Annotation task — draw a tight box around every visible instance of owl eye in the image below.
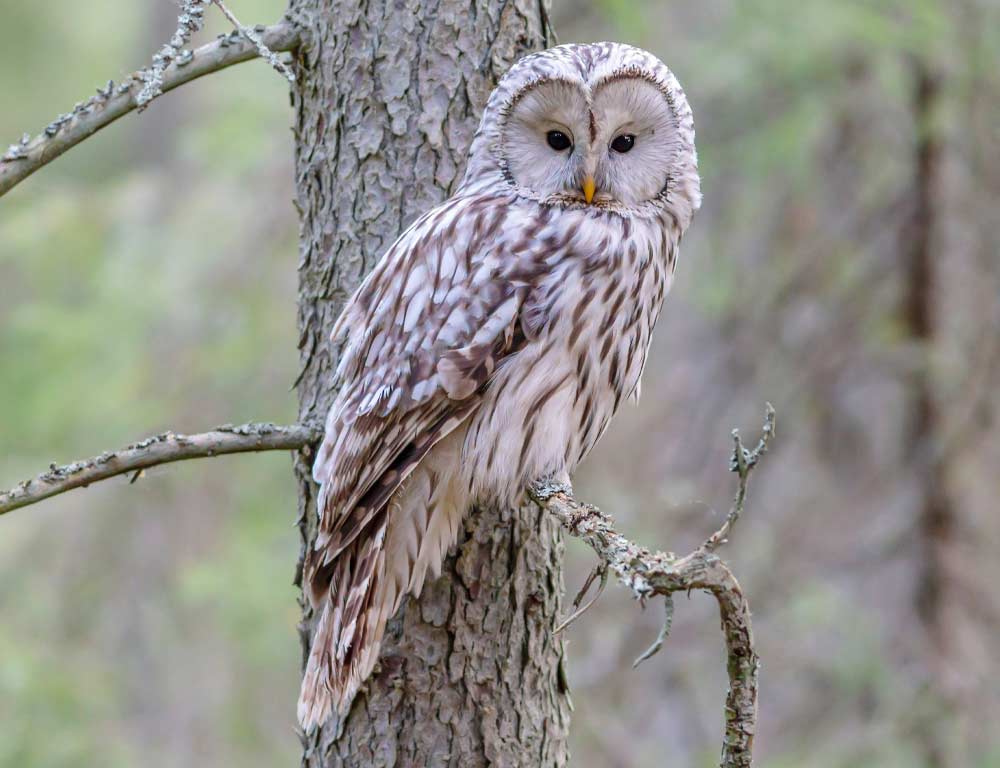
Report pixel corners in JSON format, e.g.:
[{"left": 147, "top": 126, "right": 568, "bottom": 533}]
[
  {"left": 546, "top": 130, "right": 572, "bottom": 152},
  {"left": 610, "top": 134, "right": 636, "bottom": 154}
]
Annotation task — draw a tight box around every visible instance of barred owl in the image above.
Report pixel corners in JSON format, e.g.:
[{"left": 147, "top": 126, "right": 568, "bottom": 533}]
[{"left": 298, "top": 42, "right": 700, "bottom": 729}]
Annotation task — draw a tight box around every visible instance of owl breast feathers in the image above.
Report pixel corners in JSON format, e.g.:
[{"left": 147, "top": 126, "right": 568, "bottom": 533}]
[{"left": 298, "top": 41, "right": 701, "bottom": 729}]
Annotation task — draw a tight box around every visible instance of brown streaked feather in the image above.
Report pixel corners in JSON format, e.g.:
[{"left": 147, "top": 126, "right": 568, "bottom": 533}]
[
  {"left": 306, "top": 397, "right": 480, "bottom": 584},
  {"left": 298, "top": 511, "right": 387, "bottom": 728},
  {"left": 300, "top": 199, "right": 543, "bottom": 730},
  {"left": 312, "top": 287, "right": 528, "bottom": 559}
]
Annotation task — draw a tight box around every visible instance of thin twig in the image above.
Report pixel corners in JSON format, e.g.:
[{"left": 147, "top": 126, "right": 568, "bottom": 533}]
[
  {"left": 554, "top": 562, "right": 608, "bottom": 634},
  {"left": 703, "top": 402, "right": 775, "bottom": 552},
  {"left": 633, "top": 593, "right": 674, "bottom": 668},
  {"left": 0, "top": 422, "right": 321, "bottom": 516},
  {"left": 136, "top": 0, "right": 210, "bottom": 107},
  {"left": 0, "top": 20, "right": 300, "bottom": 197},
  {"left": 212, "top": 0, "right": 296, "bottom": 82},
  {"left": 529, "top": 404, "right": 775, "bottom": 768}
]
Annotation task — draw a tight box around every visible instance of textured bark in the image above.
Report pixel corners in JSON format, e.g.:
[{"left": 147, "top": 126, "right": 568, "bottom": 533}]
[{"left": 286, "top": 1, "right": 570, "bottom": 765}]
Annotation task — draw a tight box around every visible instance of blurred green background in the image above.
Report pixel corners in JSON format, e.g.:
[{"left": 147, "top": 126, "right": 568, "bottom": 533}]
[{"left": 1, "top": 1, "right": 998, "bottom": 766}]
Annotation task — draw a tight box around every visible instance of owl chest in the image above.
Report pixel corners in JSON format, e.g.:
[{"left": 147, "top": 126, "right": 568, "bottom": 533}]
[
  {"left": 461, "top": 223, "right": 673, "bottom": 503},
  {"left": 531, "top": 237, "right": 671, "bottom": 465}
]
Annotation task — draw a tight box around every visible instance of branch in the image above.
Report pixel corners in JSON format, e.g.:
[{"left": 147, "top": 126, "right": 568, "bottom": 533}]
[
  {"left": 0, "top": 422, "right": 320, "bottom": 516},
  {"left": 211, "top": 0, "right": 296, "bottom": 84},
  {"left": 530, "top": 404, "right": 775, "bottom": 768},
  {"left": 0, "top": 19, "right": 300, "bottom": 198},
  {"left": 135, "top": 0, "right": 213, "bottom": 108}
]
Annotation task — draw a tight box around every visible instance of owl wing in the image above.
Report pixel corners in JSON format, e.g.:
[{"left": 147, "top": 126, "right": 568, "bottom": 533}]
[
  {"left": 299, "top": 195, "right": 541, "bottom": 727},
  {"left": 305, "top": 194, "right": 530, "bottom": 600}
]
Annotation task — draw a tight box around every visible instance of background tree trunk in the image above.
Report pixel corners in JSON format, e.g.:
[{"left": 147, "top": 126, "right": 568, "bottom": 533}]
[
  {"left": 902, "top": 59, "right": 962, "bottom": 768},
  {"left": 286, "top": 1, "right": 570, "bottom": 765}
]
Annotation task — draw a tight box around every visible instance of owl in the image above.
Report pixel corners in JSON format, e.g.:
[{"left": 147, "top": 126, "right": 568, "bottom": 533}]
[{"left": 298, "top": 41, "right": 701, "bottom": 729}]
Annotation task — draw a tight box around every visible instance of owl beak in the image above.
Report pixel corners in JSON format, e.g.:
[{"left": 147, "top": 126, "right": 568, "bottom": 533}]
[{"left": 582, "top": 176, "right": 596, "bottom": 204}]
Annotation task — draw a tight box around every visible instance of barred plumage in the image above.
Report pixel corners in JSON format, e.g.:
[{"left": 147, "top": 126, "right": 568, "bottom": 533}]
[{"left": 298, "top": 41, "right": 701, "bottom": 729}]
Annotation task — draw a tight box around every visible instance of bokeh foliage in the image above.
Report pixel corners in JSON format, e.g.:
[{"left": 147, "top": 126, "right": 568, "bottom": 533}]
[{"left": 1, "top": 1, "right": 301, "bottom": 766}]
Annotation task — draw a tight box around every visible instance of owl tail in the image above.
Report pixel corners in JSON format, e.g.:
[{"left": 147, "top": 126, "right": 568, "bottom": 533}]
[
  {"left": 297, "top": 511, "right": 391, "bottom": 731},
  {"left": 297, "top": 458, "right": 467, "bottom": 731}
]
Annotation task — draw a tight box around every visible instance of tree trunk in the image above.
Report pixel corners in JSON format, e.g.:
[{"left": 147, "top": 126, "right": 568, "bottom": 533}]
[{"left": 286, "top": 1, "right": 571, "bottom": 765}]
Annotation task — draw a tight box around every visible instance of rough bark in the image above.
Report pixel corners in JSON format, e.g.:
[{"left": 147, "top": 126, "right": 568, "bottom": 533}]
[{"left": 286, "top": 1, "right": 569, "bottom": 765}]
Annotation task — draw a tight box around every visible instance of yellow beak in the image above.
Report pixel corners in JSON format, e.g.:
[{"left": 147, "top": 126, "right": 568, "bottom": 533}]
[{"left": 582, "top": 176, "right": 596, "bottom": 204}]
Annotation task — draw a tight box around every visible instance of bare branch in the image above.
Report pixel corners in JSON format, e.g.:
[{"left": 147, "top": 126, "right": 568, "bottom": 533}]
[
  {"left": 0, "top": 422, "right": 321, "bottom": 516},
  {"left": 632, "top": 594, "right": 674, "bottom": 669},
  {"left": 0, "top": 20, "right": 300, "bottom": 198},
  {"left": 554, "top": 561, "right": 608, "bottom": 634},
  {"left": 529, "top": 405, "right": 775, "bottom": 768},
  {"left": 704, "top": 402, "right": 775, "bottom": 552}
]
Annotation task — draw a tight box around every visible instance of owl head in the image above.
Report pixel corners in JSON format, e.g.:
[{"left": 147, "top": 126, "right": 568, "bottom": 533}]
[{"left": 461, "top": 42, "right": 701, "bottom": 227}]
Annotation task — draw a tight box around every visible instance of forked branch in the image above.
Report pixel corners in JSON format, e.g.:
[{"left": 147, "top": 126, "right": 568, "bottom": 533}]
[
  {"left": 530, "top": 404, "right": 775, "bottom": 768},
  {"left": 0, "top": 19, "right": 299, "bottom": 197},
  {"left": 0, "top": 422, "right": 320, "bottom": 516}
]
